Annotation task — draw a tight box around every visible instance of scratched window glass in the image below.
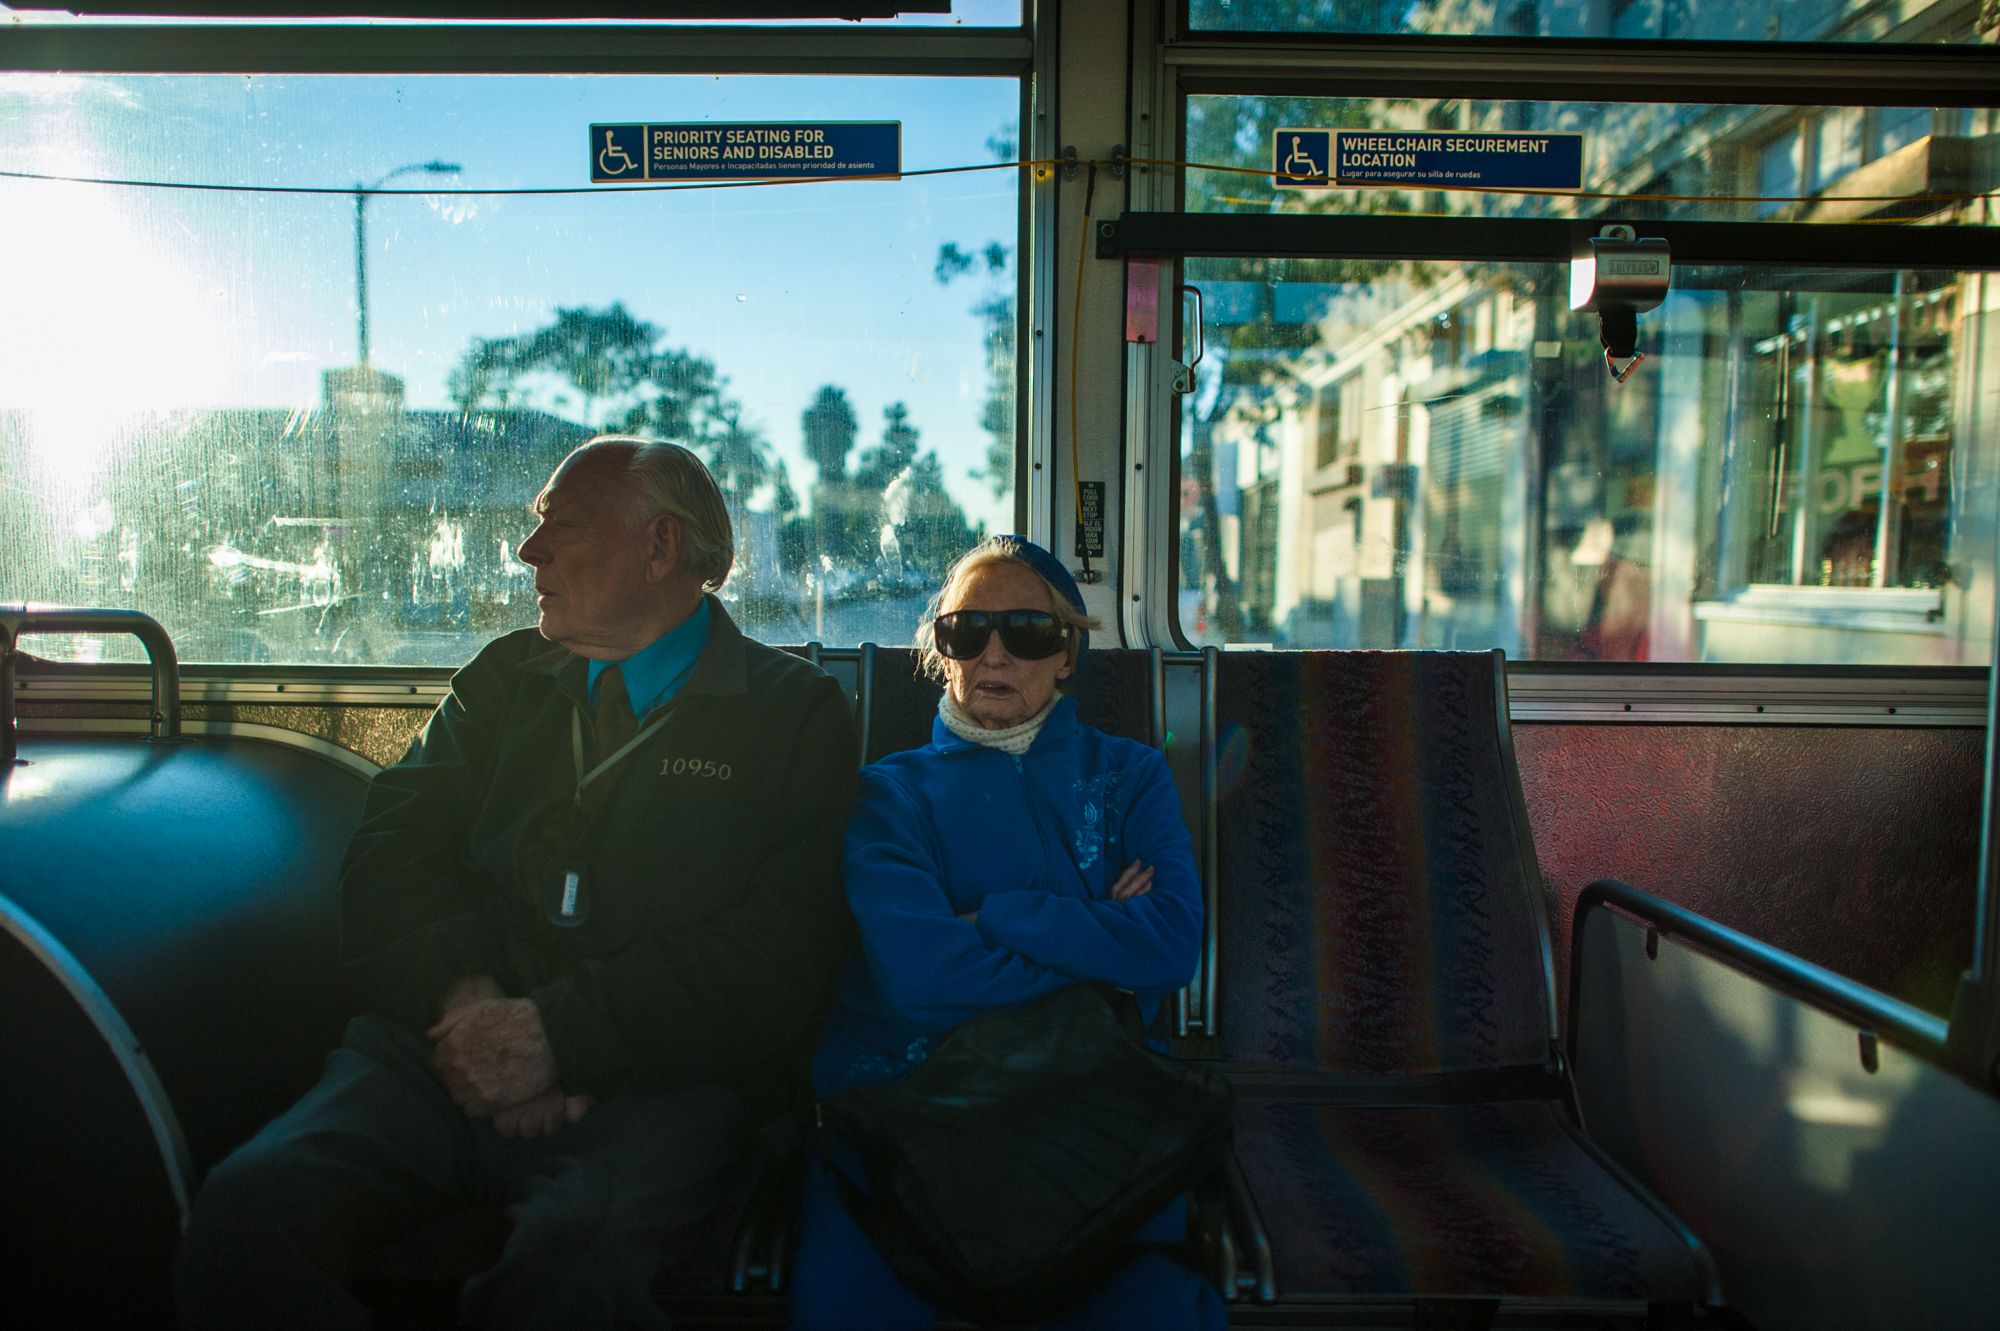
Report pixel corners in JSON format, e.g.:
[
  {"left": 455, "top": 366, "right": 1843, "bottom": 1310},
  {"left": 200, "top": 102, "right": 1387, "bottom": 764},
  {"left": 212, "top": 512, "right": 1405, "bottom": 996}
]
[
  {"left": 1175, "top": 258, "right": 1997, "bottom": 665},
  {"left": 0, "top": 74, "right": 1021, "bottom": 663}
]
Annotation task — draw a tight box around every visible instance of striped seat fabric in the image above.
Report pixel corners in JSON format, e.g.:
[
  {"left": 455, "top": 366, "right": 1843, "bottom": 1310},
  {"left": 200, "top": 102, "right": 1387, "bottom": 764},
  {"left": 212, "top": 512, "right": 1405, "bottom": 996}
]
[
  {"left": 1216, "top": 649, "right": 1552, "bottom": 1074},
  {"left": 1232, "top": 1100, "right": 1701, "bottom": 1301},
  {"left": 1213, "top": 650, "right": 1710, "bottom": 1306}
]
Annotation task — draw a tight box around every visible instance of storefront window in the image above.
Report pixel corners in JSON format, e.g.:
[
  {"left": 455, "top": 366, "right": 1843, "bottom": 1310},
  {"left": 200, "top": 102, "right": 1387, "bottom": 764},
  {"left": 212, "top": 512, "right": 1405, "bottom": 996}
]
[{"left": 0, "top": 72, "right": 1021, "bottom": 663}]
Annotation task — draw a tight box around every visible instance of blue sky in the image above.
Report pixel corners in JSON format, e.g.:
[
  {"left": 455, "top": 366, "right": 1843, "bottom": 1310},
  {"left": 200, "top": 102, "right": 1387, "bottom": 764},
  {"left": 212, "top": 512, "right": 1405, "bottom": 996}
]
[{"left": 0, "top": 69, "right": 1023, "bottom": 532}]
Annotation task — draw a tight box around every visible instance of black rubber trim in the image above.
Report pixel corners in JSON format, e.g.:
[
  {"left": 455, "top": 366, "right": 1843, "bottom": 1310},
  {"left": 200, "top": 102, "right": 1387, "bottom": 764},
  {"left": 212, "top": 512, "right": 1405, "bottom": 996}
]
[{"left": 1108, "top": 211, "right": 2000, "bottom": 272}]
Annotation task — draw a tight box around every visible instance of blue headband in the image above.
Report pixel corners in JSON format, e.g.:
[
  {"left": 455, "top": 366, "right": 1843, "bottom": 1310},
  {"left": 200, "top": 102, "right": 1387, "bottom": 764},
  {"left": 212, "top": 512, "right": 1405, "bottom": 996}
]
[{"left": 994, "top": 535, "right": 1089, "bottom": 667}]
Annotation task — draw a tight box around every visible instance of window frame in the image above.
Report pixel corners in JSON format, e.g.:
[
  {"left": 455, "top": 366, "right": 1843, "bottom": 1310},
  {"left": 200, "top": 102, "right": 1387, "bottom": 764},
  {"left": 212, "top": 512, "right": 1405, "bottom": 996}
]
[
  {"left": 1157, "top": 33, "right": 2000, "bottom": 109},
  {"left": 0, "top": 20, "right": 1033, "bottom": 76},
  {"left": 1172, "top": 0, "right": 1990, "bottom": 50}
]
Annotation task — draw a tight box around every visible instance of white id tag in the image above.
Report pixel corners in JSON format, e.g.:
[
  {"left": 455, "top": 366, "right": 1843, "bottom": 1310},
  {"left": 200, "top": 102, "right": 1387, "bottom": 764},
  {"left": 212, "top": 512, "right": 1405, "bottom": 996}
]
[{"left": 543, "top": 863, "right": 592, "bottom": 927}]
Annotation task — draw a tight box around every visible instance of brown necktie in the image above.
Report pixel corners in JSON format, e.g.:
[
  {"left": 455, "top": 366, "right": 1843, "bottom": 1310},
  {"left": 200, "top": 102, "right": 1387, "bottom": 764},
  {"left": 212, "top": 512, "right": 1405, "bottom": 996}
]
[{"left": 591, "top": 663, "right": 640, "bottom": 770}]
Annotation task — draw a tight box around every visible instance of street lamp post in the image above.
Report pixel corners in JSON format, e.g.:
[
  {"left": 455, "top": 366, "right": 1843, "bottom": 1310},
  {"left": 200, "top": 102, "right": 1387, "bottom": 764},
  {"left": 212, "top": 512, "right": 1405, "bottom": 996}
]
[{"left": 353, "top": 159, "right": 460, "bottom": 365}]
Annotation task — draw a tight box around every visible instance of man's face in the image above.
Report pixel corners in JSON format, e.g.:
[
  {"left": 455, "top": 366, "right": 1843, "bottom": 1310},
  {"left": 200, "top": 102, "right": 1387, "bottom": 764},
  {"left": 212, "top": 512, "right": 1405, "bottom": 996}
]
[{"left": 516, "top": 447, "right": 663, "bottom": 657}]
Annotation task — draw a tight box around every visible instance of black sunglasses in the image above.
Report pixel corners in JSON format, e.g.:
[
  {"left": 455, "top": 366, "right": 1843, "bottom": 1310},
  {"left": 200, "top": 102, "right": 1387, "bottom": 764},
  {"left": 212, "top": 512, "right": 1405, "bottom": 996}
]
[{"left": 931, "top": 609, "right": 1071, "bottom": 661}]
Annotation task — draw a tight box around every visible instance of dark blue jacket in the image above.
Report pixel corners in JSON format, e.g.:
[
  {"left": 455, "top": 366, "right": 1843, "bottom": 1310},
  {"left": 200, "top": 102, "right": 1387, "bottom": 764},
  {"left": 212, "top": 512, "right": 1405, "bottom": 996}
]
[{"left": 813, "top": 695, "right": 1202, "bottom": 1097}]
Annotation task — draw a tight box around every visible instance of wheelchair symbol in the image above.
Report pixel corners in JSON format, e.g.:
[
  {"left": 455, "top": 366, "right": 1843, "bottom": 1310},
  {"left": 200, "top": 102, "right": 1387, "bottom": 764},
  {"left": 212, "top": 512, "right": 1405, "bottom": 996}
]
[
  {"left": 598, "top": 130, "right": 641, "bottom": 178},
  {"left": 1282, "top": 135, "right": 1324, "bottom": 181}
]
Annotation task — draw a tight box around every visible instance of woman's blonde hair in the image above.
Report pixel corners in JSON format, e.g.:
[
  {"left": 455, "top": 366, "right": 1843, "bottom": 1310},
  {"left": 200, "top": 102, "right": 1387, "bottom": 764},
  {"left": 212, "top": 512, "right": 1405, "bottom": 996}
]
[{"left": 917, "top": 537, "right": 1103, "bottom": 682}]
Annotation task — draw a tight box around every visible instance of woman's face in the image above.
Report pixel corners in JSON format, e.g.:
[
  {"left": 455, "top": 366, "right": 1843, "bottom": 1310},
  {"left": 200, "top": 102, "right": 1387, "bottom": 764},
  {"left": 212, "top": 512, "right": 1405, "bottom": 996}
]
[{"left": 939, "top": 561, "right": 1074, "bottom": 731}]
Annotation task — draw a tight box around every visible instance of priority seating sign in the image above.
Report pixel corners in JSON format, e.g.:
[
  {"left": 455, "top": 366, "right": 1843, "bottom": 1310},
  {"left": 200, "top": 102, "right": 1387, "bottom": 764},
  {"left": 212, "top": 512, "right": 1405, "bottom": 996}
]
[{"left": 591, "top": 121, "right": 902, "bottom": 184}]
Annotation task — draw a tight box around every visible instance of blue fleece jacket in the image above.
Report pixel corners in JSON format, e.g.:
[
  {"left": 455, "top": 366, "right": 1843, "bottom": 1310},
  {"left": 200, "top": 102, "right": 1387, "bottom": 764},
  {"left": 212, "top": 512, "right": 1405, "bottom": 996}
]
[{"left": 811, "top": 694, "right": 1203, "bottom": 1098}]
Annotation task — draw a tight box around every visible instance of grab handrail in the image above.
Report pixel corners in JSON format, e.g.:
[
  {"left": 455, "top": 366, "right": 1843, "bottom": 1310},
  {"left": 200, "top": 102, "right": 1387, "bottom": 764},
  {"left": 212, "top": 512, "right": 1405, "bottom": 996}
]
[
  {"left": 1569, "top": 879, "right": 1950, "bottom": 1068},
  {"left": 1, "top": 605, "right": 182, "bottom": 765}
]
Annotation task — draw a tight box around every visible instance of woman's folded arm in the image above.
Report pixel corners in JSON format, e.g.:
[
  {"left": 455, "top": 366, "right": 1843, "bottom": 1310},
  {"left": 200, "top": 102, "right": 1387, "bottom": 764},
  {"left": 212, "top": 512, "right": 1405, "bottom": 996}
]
[
  {"left": 845, "top": 771, "right": 1074, "bottom": 1029},
  {"left": 973, "top": 752, "right": 1202, "bottom": 993}
]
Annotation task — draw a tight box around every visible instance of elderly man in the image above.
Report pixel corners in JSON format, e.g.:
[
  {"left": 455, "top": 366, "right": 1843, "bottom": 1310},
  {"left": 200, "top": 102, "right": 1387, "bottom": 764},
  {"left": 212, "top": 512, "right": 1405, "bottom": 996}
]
[{"left": 176, "top": 438, "right": 859, "bottom": 1329}]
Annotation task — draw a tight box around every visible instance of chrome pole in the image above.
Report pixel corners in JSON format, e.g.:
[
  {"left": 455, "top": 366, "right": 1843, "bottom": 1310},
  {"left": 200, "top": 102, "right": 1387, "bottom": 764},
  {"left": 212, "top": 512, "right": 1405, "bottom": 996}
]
[
  {"left": 1946, "top": 496, "right": 2000, "bottom": 1085},
  {"left": 1199, "top": 644, "right": 1219, "bottom": 1035}
]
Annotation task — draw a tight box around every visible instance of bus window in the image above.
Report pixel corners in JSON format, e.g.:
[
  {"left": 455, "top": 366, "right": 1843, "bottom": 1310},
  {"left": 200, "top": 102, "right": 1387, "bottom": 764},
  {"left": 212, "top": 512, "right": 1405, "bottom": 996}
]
[
  {"left": 0, "top": 72, "right": 1021, "bottom": 664},
  {"left": 1171, "top": 91, "right": 1996, "bottom": 664},
  {"left": 1176, "top": 259, "right": 1992, "bottom": 664}
]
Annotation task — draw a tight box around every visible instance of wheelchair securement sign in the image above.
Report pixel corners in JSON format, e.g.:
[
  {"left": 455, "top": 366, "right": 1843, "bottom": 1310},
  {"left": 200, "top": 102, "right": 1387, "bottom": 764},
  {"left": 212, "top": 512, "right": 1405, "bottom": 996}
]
[{"left": 591, "top": 124, "right": 646, "bottom": 182}]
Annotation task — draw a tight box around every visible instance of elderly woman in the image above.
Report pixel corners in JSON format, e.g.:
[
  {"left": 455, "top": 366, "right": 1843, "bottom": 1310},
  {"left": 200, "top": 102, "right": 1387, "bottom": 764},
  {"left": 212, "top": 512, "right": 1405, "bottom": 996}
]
[{"left": 788, "top": 536, "right": 1224, "bottom": 1331}]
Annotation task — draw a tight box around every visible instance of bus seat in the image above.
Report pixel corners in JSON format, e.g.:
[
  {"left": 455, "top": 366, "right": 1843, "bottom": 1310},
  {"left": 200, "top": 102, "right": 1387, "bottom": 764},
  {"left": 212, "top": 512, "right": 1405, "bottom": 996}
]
[
  {"left": 0, "top": 888, "right": 189, "bottom": 1327},
  {"left": 1230, "top": 1098, "right": 1703, "bottom": 1302},
  {"left": 0, "top": 713, "right": 369, "bottom": 1325},
  {"left": 0, "top": 734, "right": 368, "bottom": 1176},
  {"left": 1061, "top": 647, "right": 1161, "bottom": 747},
  {"left": 1212, "top": 649, "right": 1717, "bottom": 1314},
  {"left": 856, "top": 644, "right": 1160, "bottom": 764},
  {"left": 858, "top": 646, "right": 943, "bottom": 763}
]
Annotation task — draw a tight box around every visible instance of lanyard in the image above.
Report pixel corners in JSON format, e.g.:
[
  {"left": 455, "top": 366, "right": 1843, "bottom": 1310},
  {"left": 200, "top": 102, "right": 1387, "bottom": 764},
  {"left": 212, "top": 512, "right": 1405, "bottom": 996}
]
[{"left": 569, "top": 703, "right": 679, "bottom": 810}]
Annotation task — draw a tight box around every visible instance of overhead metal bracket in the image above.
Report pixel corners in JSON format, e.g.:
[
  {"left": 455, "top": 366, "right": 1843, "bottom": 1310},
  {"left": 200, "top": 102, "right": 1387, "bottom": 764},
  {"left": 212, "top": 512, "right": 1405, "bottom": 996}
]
[
  {"left": 1062, "top": 145, "right": 1078, "bottom": 181},
  {"left": 1094, "top": 218, "right": 1123, "bottom": 259},
  {"left": 1109, "top": 143, "right": 1126, "bottom": 179}
]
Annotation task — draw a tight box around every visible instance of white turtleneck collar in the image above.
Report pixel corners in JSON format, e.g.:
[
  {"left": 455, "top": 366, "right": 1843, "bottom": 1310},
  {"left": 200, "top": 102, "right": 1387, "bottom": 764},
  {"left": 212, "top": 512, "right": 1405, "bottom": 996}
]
[{"left": 937, "top": 691, "right": 1060, "bottom": 757}]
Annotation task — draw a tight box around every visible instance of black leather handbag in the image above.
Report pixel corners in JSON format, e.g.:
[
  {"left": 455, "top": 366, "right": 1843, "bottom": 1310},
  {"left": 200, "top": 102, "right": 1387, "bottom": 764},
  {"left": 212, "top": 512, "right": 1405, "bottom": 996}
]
[{"left": 816, "top": 982, "right": 1233, "bottom": 1325}]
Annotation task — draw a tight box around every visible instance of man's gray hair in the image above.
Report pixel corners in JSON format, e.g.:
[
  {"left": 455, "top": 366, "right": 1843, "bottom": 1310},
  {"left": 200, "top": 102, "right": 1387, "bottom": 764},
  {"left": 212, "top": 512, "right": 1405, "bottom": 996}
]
[{"left": 592, "top": 435, "right": 735, "bottom": 591}]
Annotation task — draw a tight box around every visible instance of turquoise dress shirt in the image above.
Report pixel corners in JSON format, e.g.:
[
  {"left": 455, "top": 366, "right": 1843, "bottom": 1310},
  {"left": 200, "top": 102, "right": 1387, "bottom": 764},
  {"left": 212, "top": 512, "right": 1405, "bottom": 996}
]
[{"left": 586, "top": 597, "right": 713, "bottom": 719}]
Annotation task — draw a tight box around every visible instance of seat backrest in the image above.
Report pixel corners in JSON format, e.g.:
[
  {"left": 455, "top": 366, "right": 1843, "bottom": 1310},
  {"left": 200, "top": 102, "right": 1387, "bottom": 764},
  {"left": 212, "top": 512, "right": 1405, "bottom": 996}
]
[
  {"left": 1214, "top": 649, "right": 1556, "bottom": 1076},
  {"left": 0, "top": 889, "right": 188, "bottom": 1325},
  {"left": 1060, "top": 650, "right": 1157, "bottom": 748},
  {"left": 860, "top": 648, "right": 1158, "bottom": 764},
  {"left": 860, "top": 648, "right": 943, "bottom": 764}
]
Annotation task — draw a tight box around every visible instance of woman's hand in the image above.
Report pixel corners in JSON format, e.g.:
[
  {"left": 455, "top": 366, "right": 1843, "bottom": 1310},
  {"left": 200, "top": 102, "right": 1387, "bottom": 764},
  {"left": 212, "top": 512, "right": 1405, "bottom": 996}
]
[{"left": 1108, "top": 859, "right": 1155, "bottom": 902}]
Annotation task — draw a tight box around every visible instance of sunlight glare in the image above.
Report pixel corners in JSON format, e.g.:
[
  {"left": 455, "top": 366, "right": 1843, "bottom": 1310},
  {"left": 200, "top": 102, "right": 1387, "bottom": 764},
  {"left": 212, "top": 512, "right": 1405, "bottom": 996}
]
[{"left": 0, "top": 180, "right": 233, "bottom": 491}]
